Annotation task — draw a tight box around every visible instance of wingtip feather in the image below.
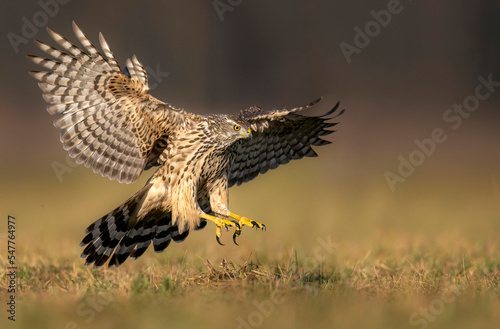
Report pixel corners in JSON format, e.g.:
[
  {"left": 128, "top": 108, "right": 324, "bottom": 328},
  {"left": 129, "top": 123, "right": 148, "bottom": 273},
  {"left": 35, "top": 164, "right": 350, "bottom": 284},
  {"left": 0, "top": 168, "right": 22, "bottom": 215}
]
[
  {"left": 320, "top": 102, "right": 345, "bottom": 118},
  {"left": 309, "top": 96, "right": 323, "bottom": 107}
]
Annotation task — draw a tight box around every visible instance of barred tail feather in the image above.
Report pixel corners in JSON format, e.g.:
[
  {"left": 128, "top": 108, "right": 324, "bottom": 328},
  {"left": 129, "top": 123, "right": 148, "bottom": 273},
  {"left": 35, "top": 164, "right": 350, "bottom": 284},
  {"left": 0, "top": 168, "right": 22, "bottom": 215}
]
[
  {"left": 106, "top": 214, "right": 200, "bottom": 268},
  {"left": 81, "top": 185, "right": 208, "bottom": 268},
  {"left": 80, "top": 184, "right": 151, "bottom": 267}
]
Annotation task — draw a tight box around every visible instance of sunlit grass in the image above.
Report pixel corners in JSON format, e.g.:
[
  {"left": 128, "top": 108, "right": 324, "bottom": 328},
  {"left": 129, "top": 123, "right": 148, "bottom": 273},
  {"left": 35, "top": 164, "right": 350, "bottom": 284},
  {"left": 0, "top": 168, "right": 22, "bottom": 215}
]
[
  {"left": 1, "top": 158, "right": 500, "bottom": 328},
  {"left": 1, "top": 236, "right": 500, "bottom": 329}
]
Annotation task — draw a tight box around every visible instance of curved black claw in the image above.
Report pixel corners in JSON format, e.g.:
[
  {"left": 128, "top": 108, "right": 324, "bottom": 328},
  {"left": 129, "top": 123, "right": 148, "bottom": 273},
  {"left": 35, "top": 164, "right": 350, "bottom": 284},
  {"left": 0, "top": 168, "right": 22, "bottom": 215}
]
[
  {"left": 232, "top": 232, "right": 239, "bottom": 246},
  {"left": 249, "top": 220, "right": 266, "bottom": 231},
  {"left": 216, "top": 235, "right": 224, "bottom": 246}
]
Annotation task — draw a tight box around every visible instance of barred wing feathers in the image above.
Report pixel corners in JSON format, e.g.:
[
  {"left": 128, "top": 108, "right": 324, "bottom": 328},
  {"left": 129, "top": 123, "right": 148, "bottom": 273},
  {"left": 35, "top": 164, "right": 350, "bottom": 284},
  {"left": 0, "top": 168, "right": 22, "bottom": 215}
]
[
  {"left": 229, "top": 98, "right": 344, "bottom": 187},
  {"left": 28, "top": 22, "right": 193, "bottom": 183}
]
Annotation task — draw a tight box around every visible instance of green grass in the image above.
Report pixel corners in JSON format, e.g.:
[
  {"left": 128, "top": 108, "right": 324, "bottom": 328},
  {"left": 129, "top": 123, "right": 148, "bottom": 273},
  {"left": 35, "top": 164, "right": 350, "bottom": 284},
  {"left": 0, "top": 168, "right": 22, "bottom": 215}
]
[
  {"left": 2, "top": 236, "right": 500, "bottom": 329},
  {"left": 1, "top": 159, "right": 500, "bottom": 328}
]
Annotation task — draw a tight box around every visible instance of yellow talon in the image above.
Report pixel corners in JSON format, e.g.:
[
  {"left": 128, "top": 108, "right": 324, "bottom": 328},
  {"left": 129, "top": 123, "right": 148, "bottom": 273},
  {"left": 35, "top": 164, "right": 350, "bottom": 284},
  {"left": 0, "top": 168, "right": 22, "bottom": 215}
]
[
  {"left": 228, "top": 212, "right": 266, "bottom": 245},
  {"left": 202, "top": 212, "right": 265, "bottom": 246},
  {"left": 201, "top": 213, "right": 240, "bottom": 245},
  {"left": 229, "top": 212, "right": 266, "bottom": 230}
]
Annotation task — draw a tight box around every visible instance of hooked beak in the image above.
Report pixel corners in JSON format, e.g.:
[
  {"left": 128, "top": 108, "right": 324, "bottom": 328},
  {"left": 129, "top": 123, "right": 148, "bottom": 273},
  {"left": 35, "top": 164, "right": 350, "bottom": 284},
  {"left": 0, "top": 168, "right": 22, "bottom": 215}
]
[{"left": 240, "top": 128, "right": 252, "bottom": 138}]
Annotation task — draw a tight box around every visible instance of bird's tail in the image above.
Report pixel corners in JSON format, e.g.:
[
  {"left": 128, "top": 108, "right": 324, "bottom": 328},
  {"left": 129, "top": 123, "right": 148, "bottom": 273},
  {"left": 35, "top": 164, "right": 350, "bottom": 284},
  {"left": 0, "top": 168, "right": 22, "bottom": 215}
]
[{"left": 80, "top": 184, "right": 202, "bottom": 268}]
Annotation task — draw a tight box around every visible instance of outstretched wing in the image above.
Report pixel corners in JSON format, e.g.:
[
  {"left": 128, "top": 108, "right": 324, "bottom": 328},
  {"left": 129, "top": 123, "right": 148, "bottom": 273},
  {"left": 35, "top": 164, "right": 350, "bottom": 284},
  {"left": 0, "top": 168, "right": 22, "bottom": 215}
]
[
  {"left": 28, "top": 22, "right": 196, "bottom": 184},
  {"left": 228, "top": 98, "right": 344, "bottom": 187}
]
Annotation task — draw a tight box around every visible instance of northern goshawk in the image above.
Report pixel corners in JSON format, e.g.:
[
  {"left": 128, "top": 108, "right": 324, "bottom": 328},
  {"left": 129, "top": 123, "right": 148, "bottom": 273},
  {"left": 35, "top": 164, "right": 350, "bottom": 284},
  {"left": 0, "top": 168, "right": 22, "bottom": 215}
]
[{"left": 28, "top": 22, "right": 344, "bottom": 268}]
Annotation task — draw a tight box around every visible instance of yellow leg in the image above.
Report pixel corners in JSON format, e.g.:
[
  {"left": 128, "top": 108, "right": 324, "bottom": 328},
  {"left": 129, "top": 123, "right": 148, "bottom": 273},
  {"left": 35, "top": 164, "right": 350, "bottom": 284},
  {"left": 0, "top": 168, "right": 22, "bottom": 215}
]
[
  {"left": 201, "top": 213, "right": 240, "bottom": 245},
  {"left": 228, "top": 212, "right": 266, "bottom": 245}
]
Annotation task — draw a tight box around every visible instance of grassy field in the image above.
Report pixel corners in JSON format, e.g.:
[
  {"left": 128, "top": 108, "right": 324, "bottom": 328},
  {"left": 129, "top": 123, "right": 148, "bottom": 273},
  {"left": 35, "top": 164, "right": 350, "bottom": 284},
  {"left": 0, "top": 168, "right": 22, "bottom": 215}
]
[{"left": 1, "top": 156, "right": 500, "bottom": 329}]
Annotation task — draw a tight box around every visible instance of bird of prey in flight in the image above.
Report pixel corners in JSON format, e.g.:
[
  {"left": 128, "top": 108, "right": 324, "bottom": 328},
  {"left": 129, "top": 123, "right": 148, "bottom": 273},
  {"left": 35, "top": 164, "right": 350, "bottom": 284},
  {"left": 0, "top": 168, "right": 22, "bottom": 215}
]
[{"left": 28, "top": 22, "right": 344, "bottom": 268}]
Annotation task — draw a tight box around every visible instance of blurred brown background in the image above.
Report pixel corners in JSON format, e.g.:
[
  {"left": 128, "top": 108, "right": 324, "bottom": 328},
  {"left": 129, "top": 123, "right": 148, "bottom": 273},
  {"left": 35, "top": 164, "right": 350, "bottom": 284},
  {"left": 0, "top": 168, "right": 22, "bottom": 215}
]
[{"left": 1, "top": 0, "right": 500, "bottom": 260}]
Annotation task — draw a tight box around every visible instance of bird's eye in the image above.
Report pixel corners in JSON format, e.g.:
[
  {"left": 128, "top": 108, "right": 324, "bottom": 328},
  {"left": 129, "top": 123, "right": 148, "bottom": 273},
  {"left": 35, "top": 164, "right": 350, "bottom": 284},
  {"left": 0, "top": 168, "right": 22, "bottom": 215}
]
[{"left": 234, "top": 125, "right": 241, "bottom": 131}]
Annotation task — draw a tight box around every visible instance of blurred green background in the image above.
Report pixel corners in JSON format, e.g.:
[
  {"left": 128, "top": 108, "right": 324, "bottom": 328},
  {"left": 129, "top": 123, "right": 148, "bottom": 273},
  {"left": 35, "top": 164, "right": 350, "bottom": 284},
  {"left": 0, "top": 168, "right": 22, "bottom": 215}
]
[{"left": 1, "top": 1, "right": 500, "bottom": 328}]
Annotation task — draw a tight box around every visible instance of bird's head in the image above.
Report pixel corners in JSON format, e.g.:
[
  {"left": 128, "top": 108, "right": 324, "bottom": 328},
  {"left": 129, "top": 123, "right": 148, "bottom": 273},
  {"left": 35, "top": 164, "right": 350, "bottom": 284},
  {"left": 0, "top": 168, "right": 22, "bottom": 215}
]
[{"left": 207, "top": 114, "right": 252, "bottom": 146}]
